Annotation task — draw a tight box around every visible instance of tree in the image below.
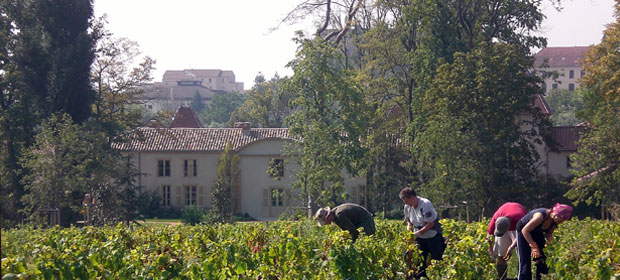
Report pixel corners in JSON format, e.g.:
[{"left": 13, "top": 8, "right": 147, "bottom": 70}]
[
  {"left": 11, "top": 0, "right": 97, "bottom": 123},
  {"left": 199, "top": 92, "right": 246, "bottom": 127},
  {"left": 285, "top": 36, "right": 370, "bottom": 209},
  {"left": 545, "top": 88, "right": 585, "bottom": 126},
  {"left": 568, "top": 3, "right": 620, "bottom": 208},
  {"left": 414, "top": 43, "right": 552, "bottom": 216},
  {"left": 90, "top": 24, "right": 155, "bottom": 142},
  {"left": 230, "top": 73, "right": 292, "bottom": 128},
  {"left": 0, "top": 0, "right": 97, "bottom": 224},
  {"left": 211, "top": 142, "right": 240, "bottom": 223},
  {"left": 19, "top": 114, "right": 90, "bottom": 225},
  {"left": 191, "top": 90, "right": 205, "bottom": 114}
]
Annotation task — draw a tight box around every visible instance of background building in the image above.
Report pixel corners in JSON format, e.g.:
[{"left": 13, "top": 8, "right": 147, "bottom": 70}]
[
  {"left": 139, "top": 69, "right": 245, "bottom": 114},
  {"left": 535, "top": 46, "right": 590, "bottom": 93}
]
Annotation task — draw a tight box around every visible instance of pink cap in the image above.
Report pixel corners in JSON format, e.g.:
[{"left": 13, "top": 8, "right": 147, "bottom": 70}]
[{"left": 552, "top": 203, "right": 573, "bottom": 220}]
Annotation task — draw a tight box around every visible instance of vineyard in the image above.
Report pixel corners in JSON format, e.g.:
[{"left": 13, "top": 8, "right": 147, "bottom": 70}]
[{"left": 2, "top": 219, "right": 619, "bottom": 279}]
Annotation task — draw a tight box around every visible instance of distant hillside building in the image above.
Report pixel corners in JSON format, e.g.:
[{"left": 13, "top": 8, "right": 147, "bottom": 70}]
[
  {"left": 535, "top": 46, "right": 590, "bottom": 93},
  {"left": 163, "top": 69, "right": 244, "bottom": 92},
  {"left": 139, "top": 69, "right": 244, "bottom": 114}
]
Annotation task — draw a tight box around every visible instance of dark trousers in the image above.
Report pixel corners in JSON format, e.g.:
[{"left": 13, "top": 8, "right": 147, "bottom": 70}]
[
  {"left": 415, "top": 233, "right": 445, "bottom": 273},
  {"left": 517, "top": 230, "right": 546, "bottom": 280}
]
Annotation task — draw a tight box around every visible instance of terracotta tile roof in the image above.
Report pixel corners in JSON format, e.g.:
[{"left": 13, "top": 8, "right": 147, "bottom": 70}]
[
  {"left": 534, "top": 46, "right": 590, "bottom": 68},
  {"left": 532, "top": 94, "right": 552, "bottom": 115},
  {"left": 113, "top": 127, "right": 294, "bottom": 152},
  {"left": 170, "top": 107, "right": 203, "bottom": 128},
  {"left": 550, "top": 126, "right": 584, "bottom": 151}
]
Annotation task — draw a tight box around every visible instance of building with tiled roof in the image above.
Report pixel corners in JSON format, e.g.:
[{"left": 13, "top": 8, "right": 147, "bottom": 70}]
[
  {"left": 170, "top": 106, "right": 203, "bottom": 128},
  {"left": 113, "top": 122, "right": 364, "bottom": 220},
  {"left": 163, "top": 69, "right": 244, "bottom": 92},
  {"left": 535, "top": 46, "right": 590, "bottom": 93},
  {"left": 138, "top": 69, "right": 244, "bottom": 115},
  {"left": 542, "top": 126, "right": 585, "bottom": 177}
]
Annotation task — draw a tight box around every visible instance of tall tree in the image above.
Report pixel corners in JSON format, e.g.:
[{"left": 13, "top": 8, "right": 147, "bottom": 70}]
[
  {"left": 90, "top": 24, "right": 155, "bottom": 141},
  {"left": 414, "top": 43, "right": 551, "bottom": 215},
  {"left": 211, "top": 142, "right": 240, "bottom": 223},
  {"left": 231, "top": 73, "right": 292, "bottom": 128},
  {"left": 11, "top": 0, "right": 97, "bottom": 123},
  {"left": 568, "top": 3, "right": 620, "bottom": 208},
  {"left": 19, "top": 114, "right": 90, "bottom": 225},
  {"left": 0, "top": 0, "right": 97, "bottom": 224},
  {"left": 285, "top": 36, "right": 370, "bottom": 209}
]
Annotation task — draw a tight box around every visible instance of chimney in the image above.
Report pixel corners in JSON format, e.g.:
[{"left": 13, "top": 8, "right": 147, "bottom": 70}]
[{"left": 234, "top": 122, "right": 252, "bottom": 136}]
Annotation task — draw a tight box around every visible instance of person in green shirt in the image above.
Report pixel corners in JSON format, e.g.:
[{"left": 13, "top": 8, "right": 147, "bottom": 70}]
[{"left": 315, "top": 203, "right": 375, "bottom": 242}]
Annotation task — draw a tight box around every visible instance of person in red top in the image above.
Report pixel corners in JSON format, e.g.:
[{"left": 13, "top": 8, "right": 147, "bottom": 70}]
[{"left": 487, "top": 202, "right": 527, "bottom": 280}]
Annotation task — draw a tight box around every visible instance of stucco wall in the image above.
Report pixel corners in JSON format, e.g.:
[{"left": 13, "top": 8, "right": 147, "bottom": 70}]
[
  {"left": 127, "top": 138, "right": 367, "bottom": 220},
  {"left": 130, "top": 151, "right": 220, "bottom": 208},
  {"left": 541, "top": 66, "right": 583, "bottom": 93}
]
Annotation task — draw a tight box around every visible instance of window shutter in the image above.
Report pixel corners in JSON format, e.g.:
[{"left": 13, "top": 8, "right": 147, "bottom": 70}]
[
  {"left": 198, "top": 185, "right": 204, "bottom": 206},
  {"left": 176, "top": 185, "right": 182, "bottom": 206},
  {"left": 263, "top": 189, "right": 269, "bottom": 207}
]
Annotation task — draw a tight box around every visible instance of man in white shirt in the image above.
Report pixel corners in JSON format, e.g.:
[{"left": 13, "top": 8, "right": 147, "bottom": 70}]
[{"left": 400, "top": 187, "right": 446, "bottom": 279}]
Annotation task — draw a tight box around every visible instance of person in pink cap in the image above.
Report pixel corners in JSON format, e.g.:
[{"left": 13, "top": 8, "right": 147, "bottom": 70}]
[
  {"left": 516, "top": 203, "right": 573, "bottom": 280},
  {"left": 486, "top": 202, "right": 527, "bottom": 280}
]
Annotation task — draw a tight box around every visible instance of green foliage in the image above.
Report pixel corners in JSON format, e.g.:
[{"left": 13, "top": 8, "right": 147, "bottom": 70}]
[
  {"left": 2, "top": 219, "right": 618, "bottom": 279},
  {"left": 90, "top": 25, "right": 154, "bottom": 139},
  {"left": 231, "top": 73, "right": 292, "bottom": 128},
  {"left": 414, "top": 43, "right": 550, "bottom": 213},
  {"left": 211, "top": 142, "right": 240, "bottom": 223},
  {"left": 19, "top": 114, "right": 91, "bottom": 224},
  {"left": 11, "top": 0, "right": 97, "bottom": 123},
  {"left": 190, "top": 91, "right": 205, "bottom": 114},
  {"left": 545, "top": 88, "right": 585, "bottom": 126},
  {"left": 199, "top": 92, "right": 246, "bottom": 127},
  {"left": 181, "top": 205, "right": 204, "bottom": 226},
  {"left": 568, "top": 4, "right": 620, "bottom": 208},
  {"left": 0, "top": 0, "right": 98, "bottom": 225},
  {"left": 285, "top": 35, "right": 370, "bottom": 207}
]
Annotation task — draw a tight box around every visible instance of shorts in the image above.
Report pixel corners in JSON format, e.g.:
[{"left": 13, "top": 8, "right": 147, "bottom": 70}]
[{"left": 493, "top": 230, "right": 516, "bottom": 257}]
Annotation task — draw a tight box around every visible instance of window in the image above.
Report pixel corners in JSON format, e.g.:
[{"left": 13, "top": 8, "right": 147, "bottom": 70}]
[
  {"left": 184, "top": 159, "right": 197, "bottom": 177},
  {"left": 268, "top": 158, "right": 284, "bottom": 178},
  {"left": 568, "top": 84, "right": 575, "bottom": 91},
  {"left": 552, "top": 84, "right": 558, "bottom": 90},
  {"left": 271, "top": 188, "right": 284, "bottom": 207},
  {"left": 158, "top": 160, "right": 171, "bottom": 177},
  {"left": 185, "top": 186, "right": 197, "bottom": 205},
  {"left": 581, "top": 70, "right": 585, "bottom": 77},
  {"left": 541, "top": 71, "right": 547, "bottom": 79},
  {"left": 567, "top": 156, "right": 571, "bottom": 168},
  {"left": 569, "top": 70, "right": 574, "bottom": 79},
  {"left": 162, "top": 185, "right": 171, "bottom": 206}
]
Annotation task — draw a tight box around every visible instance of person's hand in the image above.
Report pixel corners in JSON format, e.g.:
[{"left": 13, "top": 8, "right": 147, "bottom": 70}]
[
  {"left": 503, "top": 247, "right": 514, "bottom": 261},
  {"left": 488, "top": 247, "right": 494, "bottom": 258},
  {"left": 413, "top": 230, "right": 423, "bottom": 237},
  {"left": 407, "top": 223, "right": 413, "bottom": 232},
  {"left": 530, "top": 243, "right": 541, "bottom": 258}
]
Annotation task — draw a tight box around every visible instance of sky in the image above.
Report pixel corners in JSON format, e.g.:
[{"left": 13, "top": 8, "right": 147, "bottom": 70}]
[{"left": 94, "top": 0, "right": 617, "bottom": 89}]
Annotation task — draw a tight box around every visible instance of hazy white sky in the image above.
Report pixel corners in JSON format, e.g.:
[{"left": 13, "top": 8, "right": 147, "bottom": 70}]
[{"left": 94, "top": 0, "right": 616, "bottom": 89}]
